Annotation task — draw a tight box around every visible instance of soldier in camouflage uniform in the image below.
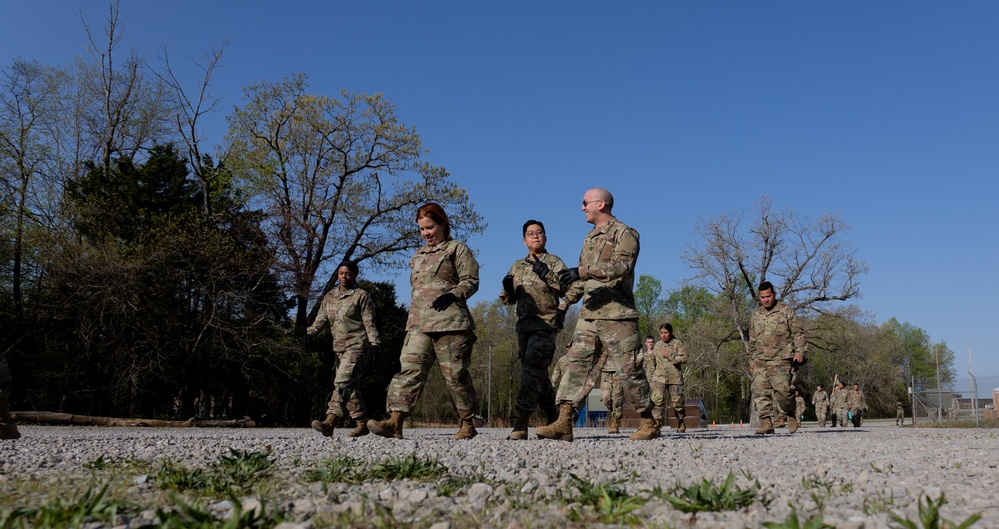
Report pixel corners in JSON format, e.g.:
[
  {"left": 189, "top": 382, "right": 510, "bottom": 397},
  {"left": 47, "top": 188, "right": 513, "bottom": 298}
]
[
  {"left": 748, "top": 281, "right": 806, "bottom": 435},
  {"left": 599, "top": 367, "right": 625, "bottom": 433},
  {"left": 794, "top": 390, "right": 806, "bottom": 423},
  {"left": 368, "top": 203, "right": 480, "bottom": 440},
  {"left": 650, "top": 323, "right": 688, "bottom": 433},
  {"left": 500, "top": 220, "right": 569, "bottom": 440},
  {"left": 847, "top": 383, "right": 867, "bottom": 427},
  {"left": 307, "top": 261, "right": 382, "bottom": 438},
  {"left": 0, "top": 349, "right": 20, "bottom": 439},
  {"left": 896, "top": 400, "right": 905, "bottom": 426},
  {"left": 537, "top": 188, "right": 658, "bottom": 442},
  {"left": 830, "top": 382, "right": 849, "bottom": 427},
  {"left": 811, "top": 384, "right": 830, "bottom": 427}
]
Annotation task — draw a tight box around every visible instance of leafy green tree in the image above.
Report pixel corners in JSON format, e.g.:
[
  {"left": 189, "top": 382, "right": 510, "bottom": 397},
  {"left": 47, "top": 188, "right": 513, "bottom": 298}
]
[
  {"left": 226, "top": 73, "right": 486, "bottom": 332},
  {"left": 634, "top": 274, "right": 665, "bottom": 339}
]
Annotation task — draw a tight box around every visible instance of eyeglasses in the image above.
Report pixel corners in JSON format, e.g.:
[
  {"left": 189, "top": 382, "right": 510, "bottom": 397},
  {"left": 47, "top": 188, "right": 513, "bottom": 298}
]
[{"left": 525, "top": 230, "right": 545, "bottom": 238}]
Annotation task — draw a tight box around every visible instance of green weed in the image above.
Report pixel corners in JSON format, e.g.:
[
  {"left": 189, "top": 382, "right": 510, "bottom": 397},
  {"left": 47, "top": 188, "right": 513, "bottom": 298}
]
[
  {"left": 887, "top": 494, "right": 981, "bottom": 529},
  {"left": 154, "top": 449, "right": 275, "bottom": 497},
  {"left": 0, "top": 483, "right": 136, "bottom": 529},
  {"left": 566, "top": 474, "right": 648, "bottom": 525},
  {"left": 763, "top": 509, "right": 833, "bottom": 529},
  {"left": 801, "top": 475, "right": 835, "bottom": 510},
  {"left": 863, "top": 489, "right": 910, "bottom": 516},
  {"left": 154, "top": 494, "right": 285, "bottom": 528},
  {"left": 367, "top": 453, "right": 446, "bottom": 481},
  {"left": 650, "top": 472, "right": 767, "bottom": 513}
]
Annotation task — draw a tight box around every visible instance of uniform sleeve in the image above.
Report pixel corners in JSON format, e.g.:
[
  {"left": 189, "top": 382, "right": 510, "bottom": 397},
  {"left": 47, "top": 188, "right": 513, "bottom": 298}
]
[
  {"left": 307, "top": 295, "right": 331, "bottom": 336},
  {"left": 359, "top": 292, "right": 381, "bottom": 347},
  {"left": 579, "top": 226, "right": 639, "bottom": 283},
  {"left": 499, "top": 263, "right": 518, "bottom": 305},
  {"left": 747, "top": 312, "right": 760, "bottom": 362},
  {"left": 560, "top": 280, "right": 584, "bottom": 311},
  {"left": 787, "top": 310, "right": 807, "bottom": 358},
  {"left": 672, "top": 340, "right": 688, "bottom": 365},
  {"left": 449, "top": 242, "right": 480, "bottom": 300},
  {"left": 546, "top": 256, "right": 569, "bottom": 295}
]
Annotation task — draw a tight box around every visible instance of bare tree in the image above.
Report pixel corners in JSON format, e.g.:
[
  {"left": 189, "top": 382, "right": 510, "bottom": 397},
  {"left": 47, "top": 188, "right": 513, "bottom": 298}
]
[
  {"left": 683, "top": 195, "right": 868, "bottom": 421},
  {"left": 157, "top": 40, "right": 231, "bottom": 216},
  {"left": 227, "top": 73, "right": 486, "bottom": 329}
]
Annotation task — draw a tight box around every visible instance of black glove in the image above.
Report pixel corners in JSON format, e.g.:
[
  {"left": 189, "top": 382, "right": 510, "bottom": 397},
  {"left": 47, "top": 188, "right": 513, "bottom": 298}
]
[
  {"left": 432, "top": 292, "right": 457, "bottom": 311},
  {"left": 530, "top": 255, "right": 550, "bottom": 278},
  {"left": 558, "top": 267, "right": 580, "bottom": 288},
  {"left": 369, "top": 345, "right": 380, "bottom": 357},
  {"left": 301, "top": 334, "right": 312, "bottom": 349},
  {"left": 554, "top": 308, "right": 566, "bottom": 329},
  {"left": 502, "top": 275, "right": 517, "bottom": 299}
]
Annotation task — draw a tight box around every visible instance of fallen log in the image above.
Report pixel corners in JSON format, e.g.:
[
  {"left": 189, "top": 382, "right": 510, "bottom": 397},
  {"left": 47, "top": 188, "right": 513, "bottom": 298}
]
[{"left": 10, "top": 411, "right": 255, "bottom": 428}]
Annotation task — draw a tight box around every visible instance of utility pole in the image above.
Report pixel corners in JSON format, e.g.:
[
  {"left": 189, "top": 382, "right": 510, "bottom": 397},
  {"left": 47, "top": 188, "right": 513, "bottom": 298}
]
[
  {"left": 487, "top": 345, "right": 492, "bottom": 426},
  {"left": 969, "top": 347, "right": 979, "bottom": 427},
  {"left": 935, "top": 345, "right": 942, "bottom": 422}
]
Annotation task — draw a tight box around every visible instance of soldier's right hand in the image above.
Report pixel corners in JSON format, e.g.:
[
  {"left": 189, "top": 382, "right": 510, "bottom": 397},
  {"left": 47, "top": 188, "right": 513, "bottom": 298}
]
[
  {"left": 529, "top": 255, "right": 550, "bottom": 278},
  {"left": 502, "top": 274, "right": 517, "bottom": 299},
  {"left": 555, "top": 308, "right": 566, "bottom": 329}
]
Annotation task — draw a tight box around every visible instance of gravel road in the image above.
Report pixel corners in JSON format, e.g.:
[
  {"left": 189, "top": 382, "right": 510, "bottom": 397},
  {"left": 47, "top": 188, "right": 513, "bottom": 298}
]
[{"left": 1, "top": 421, "right": 995, "bottom": 528}]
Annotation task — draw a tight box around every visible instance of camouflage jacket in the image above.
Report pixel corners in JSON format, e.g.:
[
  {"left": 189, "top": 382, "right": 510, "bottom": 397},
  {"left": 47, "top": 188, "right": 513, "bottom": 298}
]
[
  {"left": 406, "top": 239, "right": 479, "bottom": 332},
  {"left": 499, "top": 252, "right": 568, "bottom": 333},
  {"left": 650, "top": 337, "right": 687, "bottom": 385},
  {"left": 847, "top": 389, "right": 867, "bottom": 411},
  {"left": 830, "top": 388, "right": 848, "bottom": 409},
  {"left": 748, "top": 301, "right": 806, "bottom": 363},
  {"left": 308, "top": 286, "right": 381, "bottom": 352},
  {"left": 811, "top": 390, "right": 829, "bottom": 410},
  {"left": 563, "top": 217, "right": 640, "bottom": 321}
]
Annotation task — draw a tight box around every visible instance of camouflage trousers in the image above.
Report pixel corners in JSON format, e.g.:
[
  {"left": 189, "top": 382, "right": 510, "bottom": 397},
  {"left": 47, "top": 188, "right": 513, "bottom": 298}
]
[
  {"left": 816, "top": 406, "right": 828, "bottom": 425},
  {"left": 386, "top": 330, "right": 478, "bottom": 414},
  {"left": 0, "top": 351, "right": 11, "bottom": 400},
  {"left": 599, "top": 371, "right": 625, "bottom": 419},
  {"left": 557, "top": 319, "right": 652, "bottom": 413},
  {"left": 324, "top": 346, "right": 369, "bottom": 420},
  {"left": 515, "top": 330, "right": 557, "bottom": 413},
  {"left": 834, "top": 406, "right": 848, "bottom": 426},
  {"left": 751, "top": 358, "right": 794, "bottom": 422},
  {"left": 896, "top": 409, "right": 904, "bottom": 425},
  {"left": 650, "top": 381, "right": 684, "bottom": 422}
]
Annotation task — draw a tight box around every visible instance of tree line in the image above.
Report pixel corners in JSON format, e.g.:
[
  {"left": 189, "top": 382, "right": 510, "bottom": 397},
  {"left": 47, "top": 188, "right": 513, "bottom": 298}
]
[{"left": 1, "top": 3, "right": 954, "bottom": 426}]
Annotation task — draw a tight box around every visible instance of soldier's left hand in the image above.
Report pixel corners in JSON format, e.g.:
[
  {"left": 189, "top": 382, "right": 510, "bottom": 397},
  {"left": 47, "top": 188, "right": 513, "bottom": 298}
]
[
  {"left": 554, "top": 308, "right": 566, "bottom": 329},
  {"left": 558, "top": 267, "right": 580, "bottom": 288},
  {"left": 530, "top": 255, "right": 550, "bottom": 278},
  {"left": 432, "top": 292, "right": 457, "bottom": 311}
]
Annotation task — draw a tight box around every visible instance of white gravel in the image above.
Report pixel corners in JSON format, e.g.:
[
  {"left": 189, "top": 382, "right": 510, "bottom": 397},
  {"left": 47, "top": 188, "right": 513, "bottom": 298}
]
[{"left": 1, "top": 421, "right": 995, "bottom": 528}]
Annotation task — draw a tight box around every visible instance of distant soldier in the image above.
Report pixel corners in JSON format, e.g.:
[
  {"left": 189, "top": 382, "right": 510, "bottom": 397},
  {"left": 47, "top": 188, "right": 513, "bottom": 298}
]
[
  {"left": 811, "top": 384, "right": 830, "bottom": 427},
  {"left": 650, "top": 323, "right": 688, "bottom": 433},
  {"left": 748, "top": 281, "right": 806, "bottom": 435},
  {"left": 500, "top": 219, "right": 569, "bottom": 440},
  {"left": 794, "top": 390, "right": 806, "bottom": 423},
  {"left": 831, "top": 382, "right": 849, "bottom": 427},
  {"left": 847, "top": 383, "right": 867, "bottom": 427},
  {"left": 599, "top": 365, "right": 625, "bottom": 434},
  {"left": 896, "top": 400, "right": 905, "bottom": 426},
  {"left": 306, "top": 260, "right": 381, "bottom": 438},
  {"left": 950, "top": 396, "right": 961, "bottom": 421}
]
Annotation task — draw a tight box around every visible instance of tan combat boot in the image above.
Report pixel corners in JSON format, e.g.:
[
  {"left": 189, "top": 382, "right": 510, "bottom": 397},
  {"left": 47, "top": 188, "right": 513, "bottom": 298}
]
[
  {"left": 629, "top": 410, "right": 661, "bottom": 440},
  {"left": 311, "top": 413, "right": 338, "bottom": 437},
  {"left": 348, "top": 416, "right": 370, "bottom": 437},
  {"left": 367, "top": 411, "right": 406, "bottom": 439},
  {"left": 774, "top": 415, "right": 786, "bottom": 428},
  {"left": 454, "top": 409, "right": 478, "bottom": 440},
  {"left": 607, "top": 415, "right": 620, "bottom": 434},
  {"left": 755, "top": 417, "right": 775, "bottom": 435},
  {"left": 675, "top": 406, "right": 687, "bottom": 433},
  {"left": 536, "top": 402, "right": 574, "bottom": 442},
  {"left": 509, "top": 410, "right": 531, "bottom": 440},
  {"left": 0, "top": 400, "right": 21, "bottom": 440},
  {"left": 786, "top": 414, "right": 799, "bottom": 434}
]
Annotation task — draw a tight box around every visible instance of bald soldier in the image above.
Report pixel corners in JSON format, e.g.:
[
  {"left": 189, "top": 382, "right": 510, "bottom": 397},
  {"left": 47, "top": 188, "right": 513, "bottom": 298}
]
[{"left": 537, "top": 188, "right": 659, "bottom": 442}]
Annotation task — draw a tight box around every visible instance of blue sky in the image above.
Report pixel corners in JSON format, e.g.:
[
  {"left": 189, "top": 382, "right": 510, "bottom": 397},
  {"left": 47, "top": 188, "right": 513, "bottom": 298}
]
[{"left": 4, "top": 2, "right": 998, "bottom": 394}]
